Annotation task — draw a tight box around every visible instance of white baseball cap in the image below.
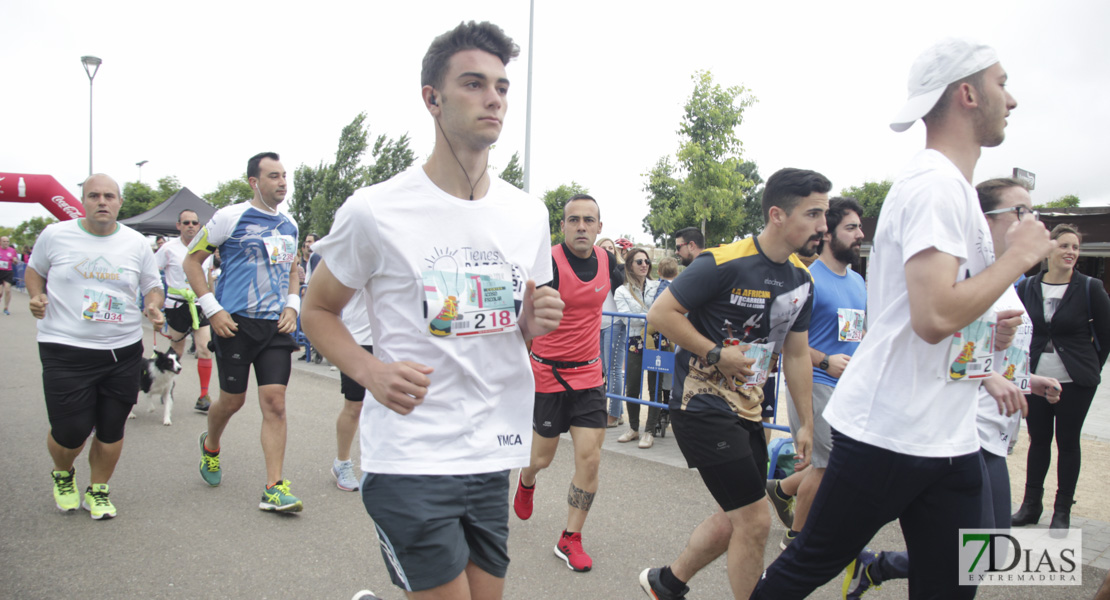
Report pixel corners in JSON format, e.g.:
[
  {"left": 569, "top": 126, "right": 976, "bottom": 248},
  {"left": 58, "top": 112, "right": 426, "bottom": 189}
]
[{"left": 890, "top": 37, "right": 999, "bottom": 132}]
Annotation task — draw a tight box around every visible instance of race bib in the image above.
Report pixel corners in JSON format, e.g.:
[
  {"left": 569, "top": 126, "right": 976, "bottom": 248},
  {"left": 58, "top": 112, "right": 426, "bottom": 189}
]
[
  {"left": 1001, "top": 318, "right": 1033, "bottom": 393},
  {"left": 946, "top": 316, "right": 997, "bottom": 381},
  {"left": 81, "top": 288, "right": 126, "bottom": 323},
  {"left": 741, "top": 341, "right": 775, "bottom": 388},
  {"left": 0, "top": 260, "right": 9, "bottom": 270},
  {"left": 423, "top": 263, "right": 517, "bottom": 338},
  {"left": 837, "top": 308, "right": 865, "bottom": 342},
  {"left": 263, "top": 234, "right": 296, "bottom": 264}
]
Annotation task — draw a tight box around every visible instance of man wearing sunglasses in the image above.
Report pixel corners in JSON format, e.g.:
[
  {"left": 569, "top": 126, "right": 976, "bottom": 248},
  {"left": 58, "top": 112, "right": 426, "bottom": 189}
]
[
  {"left": 155, "top": 209, "right": 215, "bottom": 412},
  {"left": 673, "top": 227, "right": 705, "bottom": 267}
]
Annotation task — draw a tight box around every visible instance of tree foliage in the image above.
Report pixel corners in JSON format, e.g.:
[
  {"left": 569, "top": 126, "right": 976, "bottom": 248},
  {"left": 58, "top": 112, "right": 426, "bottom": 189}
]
[
  {"left": 642, "top": 71, "right": 757, "bottom": 248},
  {"left": 119, "top": 175, "right": 182, "bottom": 219},
  {"left": 290, "top": 112, "right": 416, "bottom": 239},
  {"left": 541, "top": 182, "right": 590, "bottom": 245},
  {"left": 735, "top": 160, "right": 765, "bottom": 239},
  {"left": 1035, "top": 194, "right": 1081, "bottom": 210},
  {"left": 205, "top": 176, "right": 253, "bottom": 209},
  {"left": 839, "top": 180, "right": 892, "bottom": 218},
  {"left": 500, "top": 151, "right": 524, "bottom": 190},
  {"left": 1, "top": 216, "right": 57, "bottom": 249}
]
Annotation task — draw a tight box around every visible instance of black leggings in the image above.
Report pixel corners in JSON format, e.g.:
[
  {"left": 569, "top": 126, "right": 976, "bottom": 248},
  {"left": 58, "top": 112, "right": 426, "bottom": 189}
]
[
  {"left": 1024, "top": 381, "right": 1097, "bottom": 509},
  {"left": 624, "top": 349, "right": 661, "bottom": 433}
]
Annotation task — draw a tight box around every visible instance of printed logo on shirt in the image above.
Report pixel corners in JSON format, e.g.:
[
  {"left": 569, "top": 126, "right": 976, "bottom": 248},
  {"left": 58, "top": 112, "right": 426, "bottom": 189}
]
[
  {"left": 423, "top": 245, "right": 522, "bottom": 338},
  {"left": 497, "top": 433, "right": 523, "bottom": 446},
  {"left": 730, "top": 288, "right": 770, "bottom": 309},
  {"left": 73, "top": 257, "right": 123, "bottom": 281}
]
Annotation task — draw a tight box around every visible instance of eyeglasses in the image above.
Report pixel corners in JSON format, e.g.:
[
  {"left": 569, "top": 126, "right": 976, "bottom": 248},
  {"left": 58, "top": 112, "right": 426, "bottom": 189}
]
[
  {"left": 984, "top": 206, "right": 1038, "bottom": 220},
  {"left": 633, "top": 259, "right": 650, "bottom": 266},
  {"left": 675, "top": 241, "right": 689, "bottom": 249},
  {"left": 179, "top": 220, "right": 199, "bottom": 226}
]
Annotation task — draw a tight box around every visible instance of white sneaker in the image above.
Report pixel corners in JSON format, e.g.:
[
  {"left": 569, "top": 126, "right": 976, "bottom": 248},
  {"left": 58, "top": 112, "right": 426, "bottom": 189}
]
[
  {"left": 332, "top": 459, "right": 360, "bottom": 491},
  {"left": 638, "top": 432, "right": 655, "bottom": 449},
  {"left": 617, "top": 430, "right": 640, "bottom": 443}
]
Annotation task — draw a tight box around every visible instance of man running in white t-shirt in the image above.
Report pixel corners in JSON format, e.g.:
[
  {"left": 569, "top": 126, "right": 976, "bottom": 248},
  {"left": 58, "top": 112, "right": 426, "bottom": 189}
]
[
  {"left": 184, "top": 152, "right": 303, "bottom": 513},
  {"left": 154, "top": 209, "right": 215, "bottom": 412},
  {"left": 301, "top": 21, "right": 563, "bottom": 600},
  {"left": 750, "top": 38, "right": 1053, "bottom": 600},
  {"left": 27, "top": 173, "right": 165, "bottom": 520}
]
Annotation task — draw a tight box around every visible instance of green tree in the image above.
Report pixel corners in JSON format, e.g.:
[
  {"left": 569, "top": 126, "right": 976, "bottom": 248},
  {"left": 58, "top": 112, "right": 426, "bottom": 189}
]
[
  {"left": 735, "top": 160, "right": 765, "bottom": 239},
  {"left": 541, "top": 182, "right": 590, "bottom": 244},
  {"left": 205, "top": 176, "right": 253, "bottom": 209},
  {"left": 119, "top": 175, "right": 182, "bottom": 219},
  {"left": 839, "top": 180, "right": 892, "bottom": 218},
  {"left": 7, "top": 216, "right": 57, "bottom": 249},
  {"left": 643, "top": 71, "right": 758, "bottom": 247},
  {"left": 1035, "top": 194, "right": 1081, "bottom": 210},
  {"left": 290, "top": 112, "right": 415, "bottom": 238},
  {"left": 500, "top": 151, "right": 524, "bottom": 189}
]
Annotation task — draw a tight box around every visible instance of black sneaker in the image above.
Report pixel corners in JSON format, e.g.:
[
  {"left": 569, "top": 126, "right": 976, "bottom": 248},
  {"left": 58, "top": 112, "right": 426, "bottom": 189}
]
[
  {"left": 639, "top": 567, "right": 687, "bottom": 600},
  {"left": 765, "top": 479, "right": 795, "bottom": 529}
]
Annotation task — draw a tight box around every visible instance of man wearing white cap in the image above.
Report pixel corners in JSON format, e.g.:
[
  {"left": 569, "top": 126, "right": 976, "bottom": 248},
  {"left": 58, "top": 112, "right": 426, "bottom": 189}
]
[{"left": 750, "top": 38, "right": 1053, "bottom": 599}]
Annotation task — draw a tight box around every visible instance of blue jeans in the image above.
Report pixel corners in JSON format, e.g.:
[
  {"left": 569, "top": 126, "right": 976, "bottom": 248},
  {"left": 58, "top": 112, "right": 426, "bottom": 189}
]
[{"left": 750, "top": 430, "right": 984, "bottom": 600}]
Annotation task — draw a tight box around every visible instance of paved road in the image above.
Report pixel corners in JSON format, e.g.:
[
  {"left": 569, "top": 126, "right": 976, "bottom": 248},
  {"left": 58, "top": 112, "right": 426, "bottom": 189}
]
[{"left": 1, "top": 290, "right": 1104, "bottom": 599}]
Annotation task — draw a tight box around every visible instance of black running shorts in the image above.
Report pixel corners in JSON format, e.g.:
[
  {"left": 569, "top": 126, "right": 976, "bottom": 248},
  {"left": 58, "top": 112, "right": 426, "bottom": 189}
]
[
  {"left": 212, "top": 315, "right": 298, "bottom": 394},
  {"left": 532, "top": 386, "right": 607, "bottom": 437},
  {"left": 339, "top": 345, "right": 374, "bottom": 402}
]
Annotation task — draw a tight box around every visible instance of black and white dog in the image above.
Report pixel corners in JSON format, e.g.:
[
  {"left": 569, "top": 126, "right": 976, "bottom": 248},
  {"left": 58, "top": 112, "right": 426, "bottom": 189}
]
[{"left": 130, "top": 348, "right": 182, "bottom": 426}]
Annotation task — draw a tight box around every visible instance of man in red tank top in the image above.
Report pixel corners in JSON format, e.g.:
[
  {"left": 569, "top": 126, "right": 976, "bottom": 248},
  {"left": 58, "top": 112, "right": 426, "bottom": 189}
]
[{"left": 513, "top": 194, "right": 622, "bottom": 573}]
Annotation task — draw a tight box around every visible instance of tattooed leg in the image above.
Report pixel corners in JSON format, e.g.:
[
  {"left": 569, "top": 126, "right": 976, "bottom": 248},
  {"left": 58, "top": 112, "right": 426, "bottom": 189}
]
[{"left": 567, "top": 483, "right": 596, "bottom": 512}]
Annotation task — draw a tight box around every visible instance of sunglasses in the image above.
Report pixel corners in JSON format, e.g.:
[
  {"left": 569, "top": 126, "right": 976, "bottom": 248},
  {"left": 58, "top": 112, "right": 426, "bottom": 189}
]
[
  {"left": 984, "top": 206, "right": 1038, "bottom": 220},
  {"left": 675, "top": 241, "right": 690, "bottom": 249},
  {"left": 179, "top": 220, "right": 199, "bottom": 226},
  {"left": 633, "top": 259, "right": 650, "bottom": 266}
]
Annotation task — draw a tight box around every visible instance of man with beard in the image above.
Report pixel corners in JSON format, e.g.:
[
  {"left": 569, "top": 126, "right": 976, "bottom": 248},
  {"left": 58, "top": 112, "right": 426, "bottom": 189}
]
[
  {"left": 764, "top": 197, "right": 867, "bottom": 551},
  {"left": 674, "top": 227, "right": 705, "bottom": 267},
  {"left": 640, "top": 168, "right": 828, "bottom": 599}
]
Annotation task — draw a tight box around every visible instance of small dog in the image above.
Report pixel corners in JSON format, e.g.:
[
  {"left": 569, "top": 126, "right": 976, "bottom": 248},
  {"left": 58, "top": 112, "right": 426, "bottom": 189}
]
[{"left": 130, "top": 348, "right": 182, "bottom": 425}]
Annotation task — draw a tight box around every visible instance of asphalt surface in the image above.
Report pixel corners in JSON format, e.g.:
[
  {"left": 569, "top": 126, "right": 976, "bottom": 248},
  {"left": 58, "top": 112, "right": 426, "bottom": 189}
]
[{"left": 1, "top": 290, "right": 1104, "bottom": 599}]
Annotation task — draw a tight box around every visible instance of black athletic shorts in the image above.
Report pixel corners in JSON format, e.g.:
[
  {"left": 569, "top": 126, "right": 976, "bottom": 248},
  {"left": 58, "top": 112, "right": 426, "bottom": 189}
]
[
  {"left": 212, "top": 315, "right": 298, "bottom": 394},
  {"left": 339, "top": 345, "right": 374, "bottom": 402},
  {"left": 533, "top": 386, "right": 607, "bottom": 437},
  {"left": 164, "top": 300, "right": 210, "bottom": 334},
  {"left": 672, "top": 407, "right": 769, "bottom": 511},
  {"left": 39, "top": 340, "right": 143, "bottom": 448},
  {"left": 0, "top": 270, "right": 13, "bottom": 285}
]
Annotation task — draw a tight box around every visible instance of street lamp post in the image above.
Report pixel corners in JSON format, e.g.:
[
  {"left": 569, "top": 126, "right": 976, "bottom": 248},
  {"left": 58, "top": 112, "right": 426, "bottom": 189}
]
[
  {"left": 136, "top": 160, "right": 148, "bottom": 182},
  {"left": 81, "top": 55, "right": 102, "bottom": 177}
]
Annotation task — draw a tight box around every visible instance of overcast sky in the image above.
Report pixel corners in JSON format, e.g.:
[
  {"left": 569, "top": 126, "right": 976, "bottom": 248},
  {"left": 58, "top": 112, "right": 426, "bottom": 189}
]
[{"left": 3, "top": 0, "right": 1107, "bottom": 243}]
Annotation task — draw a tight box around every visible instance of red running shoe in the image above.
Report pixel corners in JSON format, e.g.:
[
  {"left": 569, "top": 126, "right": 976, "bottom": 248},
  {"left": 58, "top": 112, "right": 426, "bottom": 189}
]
[
  {"left": 513, "top": 471, "right": 534, "bottom": 520},
  {"left": 555, "top": 531, "right": 592, "bottom": 572}
]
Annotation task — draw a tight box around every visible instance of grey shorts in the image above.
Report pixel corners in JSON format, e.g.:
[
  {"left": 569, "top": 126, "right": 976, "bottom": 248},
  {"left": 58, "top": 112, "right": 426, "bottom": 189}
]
[
  {"left": 786, "top": 381, "right": 834, "bottom": 469},
  {"left": 361, "top": 470, "right": 510, "bottom": 592}
]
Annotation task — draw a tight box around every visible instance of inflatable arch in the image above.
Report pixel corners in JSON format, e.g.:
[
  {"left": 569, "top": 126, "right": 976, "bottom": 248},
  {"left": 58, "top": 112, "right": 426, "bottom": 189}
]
[{"left": 0, "top": 172, "right": 85, "bottom": 220}]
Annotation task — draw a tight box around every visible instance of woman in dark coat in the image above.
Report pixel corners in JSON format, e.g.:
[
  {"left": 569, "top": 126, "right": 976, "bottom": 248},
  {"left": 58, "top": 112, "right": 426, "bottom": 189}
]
[{"left": 1012, "top": 224, "right": 1110, "bottom": 533}]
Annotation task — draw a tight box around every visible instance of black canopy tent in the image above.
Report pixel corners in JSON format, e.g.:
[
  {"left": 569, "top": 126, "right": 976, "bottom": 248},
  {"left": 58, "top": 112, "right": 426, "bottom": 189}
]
[{"left": 119, "top": 187, "right": 216, "bottom": 236}]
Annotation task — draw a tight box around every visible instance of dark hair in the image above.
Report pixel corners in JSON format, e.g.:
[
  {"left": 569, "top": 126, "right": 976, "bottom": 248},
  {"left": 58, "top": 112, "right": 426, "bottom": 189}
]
[
  {"left": 563, "top": 193, "right": 600, "bottom": 221},
  {"left": 976, "top": 177, "right": 1029, "bottom": 213},
  {"left": 923, "top": 69, "right": 988, "bottom": 126},
  {"left": 155, "top": 235, "right": 166, "bottom": 242},
  {"left": 177, "top": 209, "right": 199, "bottom": 222},
  {"left": 816, "top": 197, "right": 864, "bottom": 254},
  {"left": 674, "top": 227, "right": 704, "bottom": 249},
  {"left": 304, "top": 233, "right": 319, "bottom": 244},
  {"left": 762, "top": 168, "right": 832, "bottom": 222},
  {"left": 421, "top": 21, "right": 519, "bottom": 89},
  {"left": 1051, "top": 223, "right": 1083, "bottom": 244},
  {"left": 247, "top": 152, "right": 280, "bottom": 180}
]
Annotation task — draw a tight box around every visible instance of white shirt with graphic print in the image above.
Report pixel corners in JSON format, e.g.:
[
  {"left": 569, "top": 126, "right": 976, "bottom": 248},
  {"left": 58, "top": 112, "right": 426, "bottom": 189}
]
[
  {"left": 29, "top": 219, "right": 162, "bottom": 349},
  {"left": 312, "top": 167, "right": 553, "bottom": 476}
]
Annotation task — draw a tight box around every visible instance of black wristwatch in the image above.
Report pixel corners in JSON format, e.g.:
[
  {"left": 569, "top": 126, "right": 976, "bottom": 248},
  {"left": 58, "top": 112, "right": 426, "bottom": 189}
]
[
  {"left": 818, "top": 354, "right": 830, "bottom": 371},
  {"left": 706, "top": 344, "right": 724, "bottom": 366}
]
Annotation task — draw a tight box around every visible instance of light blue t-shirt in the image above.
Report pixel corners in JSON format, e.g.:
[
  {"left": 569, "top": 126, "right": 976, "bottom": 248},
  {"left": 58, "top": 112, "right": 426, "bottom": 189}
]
[
  {"left": 189, "top": 202, "right": 298, "bottom": 320},
  {"left": 809, "top": 259, "right": 867, "bottom": 388}
]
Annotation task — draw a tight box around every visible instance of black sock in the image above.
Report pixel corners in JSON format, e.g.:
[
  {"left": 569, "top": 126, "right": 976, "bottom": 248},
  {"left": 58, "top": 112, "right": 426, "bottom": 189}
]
[
  {"left": 660, "top": 566, "right": 686, "bottom": 593},
  {"left": 520, "top": 480, "right": 534, "bottom": 490},
  {"left": 775, "top": 481, "right": 791, "bottom": 500}
]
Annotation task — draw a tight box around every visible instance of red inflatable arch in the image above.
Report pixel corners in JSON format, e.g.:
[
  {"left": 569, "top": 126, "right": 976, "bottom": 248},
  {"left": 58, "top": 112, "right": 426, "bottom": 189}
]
[{"left": 0, "top": 172, "right": 85, "bottom": 220}]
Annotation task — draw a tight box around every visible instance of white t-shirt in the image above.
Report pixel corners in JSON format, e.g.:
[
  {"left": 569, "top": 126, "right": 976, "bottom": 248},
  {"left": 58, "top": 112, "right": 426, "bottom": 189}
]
[
  {"left": 341, "top": 287, "right": 374, "bottom": 346},
  {"left": 155, "top": 237, "right": 213, "bottom": 306},
  {"left": 29, "top": 220, "right": 162, "bottom": 350},
  {"left": 976, "top": 286, "right": 1027, "bottom": 457},
  {"left": 311, "top": 167, "right": 553, "bottom": 476},
  {"left": 825, "top": 150, "right": 997, "bottom": 457}
]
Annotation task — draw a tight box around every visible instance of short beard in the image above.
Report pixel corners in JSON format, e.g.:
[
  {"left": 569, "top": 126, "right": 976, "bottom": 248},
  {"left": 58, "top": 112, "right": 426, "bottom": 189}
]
[
  {"left": 679, "top": 255, "right": 693, "bottom": 267},
  {"left": 830, "top": 237, "right": 861, "bottom": 269}
]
